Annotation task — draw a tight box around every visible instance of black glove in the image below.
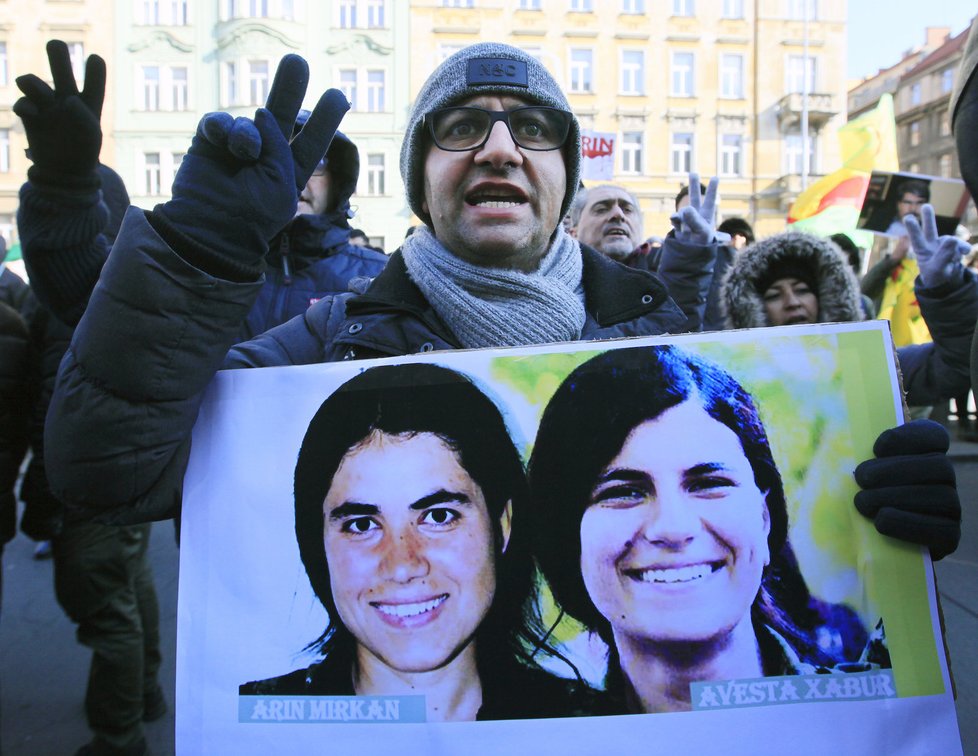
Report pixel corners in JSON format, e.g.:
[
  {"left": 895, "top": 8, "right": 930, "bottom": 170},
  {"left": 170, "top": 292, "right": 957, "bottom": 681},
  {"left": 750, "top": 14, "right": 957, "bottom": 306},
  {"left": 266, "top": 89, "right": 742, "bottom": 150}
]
[
  {"left": 153, "top": 54, "right": 350, "bottom": 280},
  {"left": 13, "top": 39, "right": 105, "bottom": 195},
  {"left": 853, "top": 419, "right": 960, "bottom": 560},
  {"left": 669, "top": 174, "right": 723, "bottom": 246}
]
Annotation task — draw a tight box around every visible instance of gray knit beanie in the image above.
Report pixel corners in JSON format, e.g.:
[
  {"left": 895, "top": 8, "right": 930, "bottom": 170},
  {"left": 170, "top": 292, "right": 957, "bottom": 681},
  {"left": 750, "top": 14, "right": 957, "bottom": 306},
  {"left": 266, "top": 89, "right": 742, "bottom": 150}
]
[{"left": 400, "top": 42, "right": 581, "bottom": 229}]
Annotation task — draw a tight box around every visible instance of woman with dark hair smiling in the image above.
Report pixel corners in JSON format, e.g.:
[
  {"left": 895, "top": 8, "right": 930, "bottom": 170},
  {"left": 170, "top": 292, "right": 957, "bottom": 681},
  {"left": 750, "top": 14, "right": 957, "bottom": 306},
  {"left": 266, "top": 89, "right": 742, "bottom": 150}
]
[
  {"left": 528, "top": 346, "right": 887, "bottom": 715},
  {"left": 240, "top": 362, "right": 596, "bottom": 721}
]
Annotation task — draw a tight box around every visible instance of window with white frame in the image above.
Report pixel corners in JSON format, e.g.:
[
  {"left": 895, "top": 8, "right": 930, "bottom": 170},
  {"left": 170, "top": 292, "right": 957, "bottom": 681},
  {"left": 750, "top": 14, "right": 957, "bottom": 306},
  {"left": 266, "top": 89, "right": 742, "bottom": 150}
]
[
  {"left": 138, "top": 65, "right": 190, "bottom": 111},
  {"left": 171, "top": 67, "right": 188, "bottom": 110},
  {"left": 909, "top": 82, "right": 921, "bottom": 106},
  {"left": 940, "top": 154, "right": 953, "bottom": 178},
  {"left": 909, "top": 121, "right": 921, "bottom": 146},
  {"left": 519, "top": 0, "right": 541, "bottom": 9},
  {"left": 722, "top": 0, "right": 743, "bottom": 18},
  {"left": 671, "top": 132, "right": 693, "bottom": 173},
  {"left": 569, "top": 49, "right": 593, "bottom": 93},
  {"left": 720, "top": 54, "right": 743, "bottom": 98},
  {"left": 141, "top": 66, "right": 160, "bottom": 110},
  {"left": 672, "top": 0, "right": 694, "bottom": 17},
  {"left": 521, "top": 46, "right": 543, "bottom": 61},
  {"left": 0, "top": 129, "right": 9, "bottom": 174},
  {"left": 0, "top": 42, "right": 7, "bottom": 86},
  {"left": 787, "top": 0, "right": 817, "bottom": 20},
  {"left": 249, "top": 60, "right": 270, "bottom": 105},
  {"left": 366, "top": 153, "right": 386, "bottom": 195},
  {"left": 170, "top": 0, "right": 189, "bottom": 24},
  {"left": 337, "top": 68, "right": 390, "bottom": 112},
  {"left": 338, "top": 0, "right": 357, "bottom": 27},
  {"left": 337, "top": 0, "right": 385, "bottom": 28},
  {"left": 441, "top": 0, "right": 473, "bottom": 7},
  {"left": 366, "top": 0, "right": 385, "bottom": 26},
  {"left": 140, "top": 151, "right": 183, "bottom": 196},
  {"left": 720, "top": 133, "right": 742, "bottom": 176},
  {"left": 139, "top": 0, "right": 160, "bottom": 24},
  {"left": 143, "top": 0, "right": 188, "bottom": 24},
  {"left": 942, "top": 68, "right": 955, "bottom": 94},
  {"left": 621, "top": 50, "right": 644, "bottom": 95},
  {"left": 224, "top": 62, "right": 237, "bottom": 107},
  {"left": 339, "top": 69, "right": 357, "bottom": 109},
  {"left": 67, "top": 42, "right": 85, "bottom": 84},
  {"left": 143, "top": 152, "right": 162, "bottom": 195},
  {"left": 671, "top": 52, "right": 695, "bottom": 97},
  {"left": 784, "top": 132, "right": 815, "bottom": 175},
  {"left": 785, "top": 55, "right": 816, "bottom": 93},
  {"left": 940, "top": 110, "right": 951, "bottom": 136},
  {"left": 222, "top": 0, "right": 294, "bottom": 20},
  {"left": 622, "top": 0, "right": 645, "bottom": 13},
  {"left": 366, "top": 70, "right": 385, "bottom": 112},
  {"left": 571, "top": 0, "right": 593, "bottom": 11},
  {"left": 621, "top": 131, "right": 643, "bottom": 174}
]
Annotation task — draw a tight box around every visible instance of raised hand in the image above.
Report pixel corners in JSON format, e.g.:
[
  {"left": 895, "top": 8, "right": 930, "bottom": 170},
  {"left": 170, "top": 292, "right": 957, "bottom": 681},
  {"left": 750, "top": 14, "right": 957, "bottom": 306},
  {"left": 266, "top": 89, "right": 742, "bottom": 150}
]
[
  {"left": 13, "top": 39, "right": 105, "bottom": 188},
  {"left": 904, "top": 204, "right": 969, "bottom": 288},
  {"left": 157, "top": 54, "right": 350, "bottom": 270},
  {"left": 670, "top": 174, "right": 722, "bottom": 246}
]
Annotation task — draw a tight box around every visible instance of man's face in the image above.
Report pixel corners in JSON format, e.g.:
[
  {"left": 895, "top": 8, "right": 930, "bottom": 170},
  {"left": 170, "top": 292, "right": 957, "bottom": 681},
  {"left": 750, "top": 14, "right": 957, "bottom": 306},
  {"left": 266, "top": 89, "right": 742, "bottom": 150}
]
[
  {"left": 323, "top": 431, "right": 510, "bottom": 676},
  {"left": 297, "top": 167, "right": 332, "bottom": 217},
  {"left": 761, "top": 277, "right": 818, "bottom": 326},
  {"left": 421, "top": 95, "right": 567, "bottom": 273},
  {"left": 574, "top": 186, "right": 643, "bottom": 261},
  {"left": 896, "top": 192, "right": 927, "bottom": 223}
]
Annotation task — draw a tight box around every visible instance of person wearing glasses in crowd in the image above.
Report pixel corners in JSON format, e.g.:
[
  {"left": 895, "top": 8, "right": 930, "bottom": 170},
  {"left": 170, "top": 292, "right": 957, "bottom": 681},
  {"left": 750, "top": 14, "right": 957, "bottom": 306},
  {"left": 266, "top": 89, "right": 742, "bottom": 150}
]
[{"left": 28, "top": 43, "right": 960, "bottom": 616}]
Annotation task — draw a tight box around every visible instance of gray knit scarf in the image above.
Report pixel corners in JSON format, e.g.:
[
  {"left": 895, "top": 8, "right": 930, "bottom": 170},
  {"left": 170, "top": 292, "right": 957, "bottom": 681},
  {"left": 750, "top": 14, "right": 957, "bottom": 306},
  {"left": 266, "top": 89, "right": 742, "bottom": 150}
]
[{"left": 401, "top": 225, "right": 586, "bottom": 349}]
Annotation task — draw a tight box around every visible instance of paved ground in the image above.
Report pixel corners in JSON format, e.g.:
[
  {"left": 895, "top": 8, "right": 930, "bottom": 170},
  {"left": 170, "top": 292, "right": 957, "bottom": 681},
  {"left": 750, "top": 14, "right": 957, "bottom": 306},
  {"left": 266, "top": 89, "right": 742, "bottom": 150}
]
[{"left": 2, "top": 424, "right": 976, "bottom": 755}]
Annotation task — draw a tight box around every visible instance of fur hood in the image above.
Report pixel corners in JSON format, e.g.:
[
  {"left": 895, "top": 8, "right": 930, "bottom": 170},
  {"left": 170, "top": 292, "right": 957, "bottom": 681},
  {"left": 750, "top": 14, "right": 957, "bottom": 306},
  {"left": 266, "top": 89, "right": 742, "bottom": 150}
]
[{"left": 721, "top": 231, "right": 864, "bottom": 329}]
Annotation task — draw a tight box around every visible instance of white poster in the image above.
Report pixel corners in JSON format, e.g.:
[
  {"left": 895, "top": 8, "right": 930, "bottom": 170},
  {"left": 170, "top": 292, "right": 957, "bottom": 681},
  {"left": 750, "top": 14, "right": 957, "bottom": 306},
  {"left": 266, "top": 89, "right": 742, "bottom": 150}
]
[
  {"left": 581, "top": 130, "right": 616, "bottom": 181},
  {"left": 177, "top": 322, "right": 962, "bottom": 755}
]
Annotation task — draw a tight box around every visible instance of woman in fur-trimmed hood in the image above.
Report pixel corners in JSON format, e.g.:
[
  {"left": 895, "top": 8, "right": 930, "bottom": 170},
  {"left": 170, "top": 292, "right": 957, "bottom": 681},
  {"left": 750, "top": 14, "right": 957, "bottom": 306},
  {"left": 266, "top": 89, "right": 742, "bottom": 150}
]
[
  {"left": 721, "top": 231, "right": 863, "bottom": 329},
  {"left": 719, "top": 228, "right": 978, "bottom": 411}
]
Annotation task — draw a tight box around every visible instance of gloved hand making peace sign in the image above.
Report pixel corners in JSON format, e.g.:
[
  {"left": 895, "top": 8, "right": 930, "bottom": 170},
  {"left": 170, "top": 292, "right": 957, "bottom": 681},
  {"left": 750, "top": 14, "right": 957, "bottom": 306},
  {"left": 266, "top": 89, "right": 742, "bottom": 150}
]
[
  {"left": 152, "top": 54, "right": 350, "bottom": 280},
  {"left": 14, "top": 40, "right": 105, "bottom": 196},
  {"left": 670, "top": 173, "right": 724, "bottom": 246}
]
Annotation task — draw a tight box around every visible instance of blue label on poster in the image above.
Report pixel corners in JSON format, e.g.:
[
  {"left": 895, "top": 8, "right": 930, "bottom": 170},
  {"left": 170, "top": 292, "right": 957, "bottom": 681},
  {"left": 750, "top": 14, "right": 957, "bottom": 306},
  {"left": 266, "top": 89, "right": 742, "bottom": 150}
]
[{"left": 239, "top": 695, "right": 427, "bottom": 723}]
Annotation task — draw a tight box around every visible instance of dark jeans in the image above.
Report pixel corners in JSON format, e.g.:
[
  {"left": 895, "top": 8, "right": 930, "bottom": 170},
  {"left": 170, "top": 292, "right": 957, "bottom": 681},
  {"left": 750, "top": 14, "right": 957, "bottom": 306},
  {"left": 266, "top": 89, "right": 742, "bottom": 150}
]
[{"left": 53, "top": 522, "right": 161, "bottom": 751}]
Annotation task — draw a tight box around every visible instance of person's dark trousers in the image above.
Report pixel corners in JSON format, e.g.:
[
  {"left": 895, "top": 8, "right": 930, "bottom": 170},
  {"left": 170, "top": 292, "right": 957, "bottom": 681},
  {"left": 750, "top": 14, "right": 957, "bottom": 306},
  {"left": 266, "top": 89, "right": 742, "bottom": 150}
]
[{"left": 53, "top": 522, "right": 162, "bottom": 754}]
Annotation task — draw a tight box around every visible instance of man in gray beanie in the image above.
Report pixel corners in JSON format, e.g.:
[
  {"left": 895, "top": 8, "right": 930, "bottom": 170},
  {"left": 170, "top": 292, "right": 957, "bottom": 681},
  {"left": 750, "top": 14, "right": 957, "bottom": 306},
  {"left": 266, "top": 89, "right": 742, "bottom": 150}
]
[{"left": 39, "top": 42, "right": 966, "bottom": 661}]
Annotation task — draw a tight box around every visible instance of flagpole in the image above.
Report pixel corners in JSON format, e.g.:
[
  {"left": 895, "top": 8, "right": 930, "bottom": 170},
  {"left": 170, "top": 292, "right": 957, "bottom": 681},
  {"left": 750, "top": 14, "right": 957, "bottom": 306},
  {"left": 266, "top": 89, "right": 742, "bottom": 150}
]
[{"left": 801, "top": 0, "right": 810, "bottom": 190}]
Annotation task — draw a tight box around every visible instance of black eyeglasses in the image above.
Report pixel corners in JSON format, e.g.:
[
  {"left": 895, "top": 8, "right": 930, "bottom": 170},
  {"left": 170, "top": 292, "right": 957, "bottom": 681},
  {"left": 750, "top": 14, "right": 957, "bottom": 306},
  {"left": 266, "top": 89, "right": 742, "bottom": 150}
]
[{"left": 425, "top": 106, "right": 573, "bottom": 152}]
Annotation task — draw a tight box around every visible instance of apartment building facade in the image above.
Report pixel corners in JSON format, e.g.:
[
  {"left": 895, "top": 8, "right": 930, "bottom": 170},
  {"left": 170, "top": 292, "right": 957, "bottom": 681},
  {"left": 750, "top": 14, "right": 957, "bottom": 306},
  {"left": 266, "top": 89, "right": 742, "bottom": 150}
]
[
  {"left": 0, "top": 0, "right": 115, "bottom": 258},
  {"left": 117, "top": 0, "right": 410, "bottom": 251},
  {"left": 847, "top": 21, "right": 976, "bottom": 236},
  {"left": 1, "top": 0, "right": 849, "bottom": 256},
  {"left": 410, "top": 0, "right": 847, "bottom": 238}
]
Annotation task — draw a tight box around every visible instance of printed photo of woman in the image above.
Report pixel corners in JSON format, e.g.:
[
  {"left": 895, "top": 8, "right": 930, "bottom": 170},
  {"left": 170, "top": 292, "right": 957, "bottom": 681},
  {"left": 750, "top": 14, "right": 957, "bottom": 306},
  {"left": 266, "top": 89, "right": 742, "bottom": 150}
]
[
  {"left": 240, "top": 362, "right": 600, "bottom": 721},
  {"left": 528, "top": 345, "right": 889, "bottom": 715}
]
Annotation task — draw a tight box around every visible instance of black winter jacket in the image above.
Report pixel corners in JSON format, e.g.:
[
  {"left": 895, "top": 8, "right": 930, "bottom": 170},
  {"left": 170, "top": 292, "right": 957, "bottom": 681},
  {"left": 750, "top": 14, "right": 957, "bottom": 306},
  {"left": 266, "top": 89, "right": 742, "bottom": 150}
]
[{"left": 45, "top": 208, "right": 698, "bottom": 525}]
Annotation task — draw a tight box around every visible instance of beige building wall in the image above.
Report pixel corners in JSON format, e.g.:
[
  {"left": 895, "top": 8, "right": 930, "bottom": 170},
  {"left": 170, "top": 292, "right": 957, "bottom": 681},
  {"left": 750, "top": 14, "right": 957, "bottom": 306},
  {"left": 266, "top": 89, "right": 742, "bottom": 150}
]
[
  {"left": 0, "top": 0, "right": 115, "bottom": 261},
  {"left": 408, "top": 0, "right": 847, "bottom": 240}
]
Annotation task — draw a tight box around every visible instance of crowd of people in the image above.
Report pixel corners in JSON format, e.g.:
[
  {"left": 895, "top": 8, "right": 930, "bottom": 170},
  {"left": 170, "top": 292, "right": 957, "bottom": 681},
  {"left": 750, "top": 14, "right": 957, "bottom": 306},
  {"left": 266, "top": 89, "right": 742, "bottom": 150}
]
[{"left": 1, "top": 22, "right": 977, "bottom": 754}]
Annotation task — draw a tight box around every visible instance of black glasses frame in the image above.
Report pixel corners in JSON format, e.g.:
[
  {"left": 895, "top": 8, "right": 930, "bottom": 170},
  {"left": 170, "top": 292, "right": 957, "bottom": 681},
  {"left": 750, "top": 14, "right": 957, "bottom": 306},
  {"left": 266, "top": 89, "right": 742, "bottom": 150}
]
[{"left": 425, "top": 106, "right": 572, "bottom": 152}]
